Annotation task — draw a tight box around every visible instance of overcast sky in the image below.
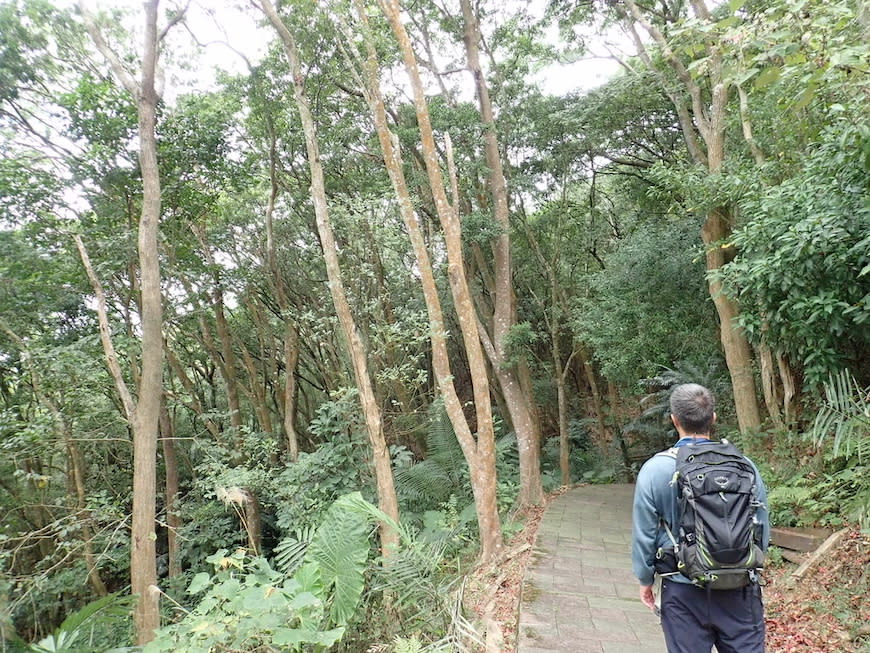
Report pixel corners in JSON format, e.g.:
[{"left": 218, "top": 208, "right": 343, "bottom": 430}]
[{"left": 74, "top": 0, "right": 627, "bottom": 98}]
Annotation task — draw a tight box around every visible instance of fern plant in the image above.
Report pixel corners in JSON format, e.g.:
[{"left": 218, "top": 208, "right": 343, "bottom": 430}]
[
  {"left": 624, "top": 361, "right": 729, "bottom": 448},
  {"left": 146, "top": 494, "right": 375, "bottom": 653},
  {"left": 332, "top": 494, "right": 483, "bottom": 651},
  {"left": 394, "top": 405, "right": 470, "bottom": 511}
]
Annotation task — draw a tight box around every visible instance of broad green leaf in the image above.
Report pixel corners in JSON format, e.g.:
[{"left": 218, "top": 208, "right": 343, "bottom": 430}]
[
  {"left": 792, "top": 86, "right": 816, "bottom": 112},
  {"left": 754, "top": 66, "right": 781, "bottom": 88},
  {"left": 735, "top": 68, "right": 759, "bottom": 86},
  {"left": 187, "top": 572, "right": 212, "bottom": 595}
]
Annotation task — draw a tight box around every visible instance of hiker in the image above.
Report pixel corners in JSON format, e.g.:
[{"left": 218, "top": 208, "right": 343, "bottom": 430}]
[{"left": 631, "top": 383, "right": 770, "bottom": 653}]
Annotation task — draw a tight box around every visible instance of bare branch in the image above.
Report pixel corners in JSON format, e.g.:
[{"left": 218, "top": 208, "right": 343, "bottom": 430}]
[
  {"left": 622, "top": 16, "right": 708, "bottom": 165},
  {"left": 73, "top": 235, "right": 137, "bottom": 421},
  {"left": 77, "top": 2, "right": 139, "bottom": 97},
  {"left": 622, "top": 0, "right": 711, "bottom": 140},
  {"left": 158, "top": 0, "right": 191, "bottom": 43}
]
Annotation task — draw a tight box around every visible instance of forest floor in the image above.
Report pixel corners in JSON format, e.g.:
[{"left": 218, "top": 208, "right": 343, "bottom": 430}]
[{"left": 464, "top": 488, "right": 870, "bottom": 653}]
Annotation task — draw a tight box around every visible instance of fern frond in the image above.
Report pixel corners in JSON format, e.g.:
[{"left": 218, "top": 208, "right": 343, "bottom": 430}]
[
  {"left": 395, "top": 460, "right": 456, "bottom": 505},
  {"left": 273, "top": 527, "right": 313, "bottom": 577}
]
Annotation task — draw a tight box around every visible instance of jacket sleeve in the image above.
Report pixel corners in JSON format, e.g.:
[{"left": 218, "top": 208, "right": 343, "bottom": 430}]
[{"left": 632, "top": 460, "right": 662, "bottom": 586}]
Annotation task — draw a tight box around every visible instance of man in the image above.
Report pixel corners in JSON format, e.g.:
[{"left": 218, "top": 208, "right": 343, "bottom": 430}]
[{"left": 631, "top": 383, "right": 770, "bottom": 653}]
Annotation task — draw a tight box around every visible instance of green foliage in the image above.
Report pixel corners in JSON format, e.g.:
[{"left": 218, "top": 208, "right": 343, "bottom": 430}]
[
  {"left": 625, "top": 362, "right": 733, "bottom": 440},
  {"left": 722, "top": 122, "right": 870, "bottom": 385},
  {"left": 766, "top": 463, "right": 870, "bottom": 530},
  {"left": 539, "top": 419, "right": 594, "bottom": 488},
  {"left": 394, "top": 405, "right": 472, "bottom": 513},
  {"left": 26, "top": 593, "right": 134, "bottom": 653},
  {"left": 748, "top": 371, "right": 870, "bottom": 531},
  {"left": 146, "top": 551, "right": 344, "bottom": 653},
  {"left": 574, "top": 218, "right": 723, "bottom": 384},
  {"left": 281, "top": 492, "right": 481, "bottom": 649},
  {"left": 304, "top": 496, "right": 372, "bottom": 626},
  {"left": 148, "top": 494, "right": 379, "bottom": 653},
  {"left": 273, "top": 439, "right": 372, "bottom": 535}
]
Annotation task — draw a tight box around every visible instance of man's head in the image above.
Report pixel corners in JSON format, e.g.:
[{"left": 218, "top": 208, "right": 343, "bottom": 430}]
[{"left": 669, "top": 383, "right": 716, "bottom": 436}]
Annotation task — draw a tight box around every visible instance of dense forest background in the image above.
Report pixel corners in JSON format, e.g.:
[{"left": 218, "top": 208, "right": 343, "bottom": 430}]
[{"left": 0, "top": 0, "right": 867, "bottom": 650}]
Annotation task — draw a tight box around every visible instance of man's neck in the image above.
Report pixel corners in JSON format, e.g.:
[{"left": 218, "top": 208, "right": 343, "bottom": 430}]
[{"left": 678, "top": 433, "right": 711, "bottom": 440}]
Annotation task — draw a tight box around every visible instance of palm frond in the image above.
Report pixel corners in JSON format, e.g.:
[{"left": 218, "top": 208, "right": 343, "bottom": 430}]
[
  {"left": 28, "top": 592, "right": 134, "bottom": 653},
  {"left": 812, "top": 370, "right": 870, "bottom": 460}
]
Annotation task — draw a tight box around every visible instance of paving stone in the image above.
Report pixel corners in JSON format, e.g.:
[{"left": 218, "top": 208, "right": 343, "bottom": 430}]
[{"left": 518, "top": 484, "right": 667, "bottom": 653}]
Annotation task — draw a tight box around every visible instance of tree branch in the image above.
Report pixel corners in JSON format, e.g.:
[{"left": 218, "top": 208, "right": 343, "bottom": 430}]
[
  {"left": 77, "top": 2, "right": 139, "bottom": 97},
  {"left": 73, "top": 235, "right": 137, "bottom": 421}
]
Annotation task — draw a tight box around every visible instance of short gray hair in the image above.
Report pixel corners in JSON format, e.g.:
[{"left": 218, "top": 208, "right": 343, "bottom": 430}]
[{"left": 669, "top": 383, "right": 715, "bottom": 434}]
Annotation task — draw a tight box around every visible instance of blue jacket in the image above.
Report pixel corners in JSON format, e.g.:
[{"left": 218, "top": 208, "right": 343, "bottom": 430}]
[{"left": 631, "top": 437, "right": 770, "bottom": 586}]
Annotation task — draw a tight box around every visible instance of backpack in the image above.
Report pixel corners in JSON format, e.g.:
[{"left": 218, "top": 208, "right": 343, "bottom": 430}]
[{"left": 658, "top": 439, "right": 765, "bottom": 590}]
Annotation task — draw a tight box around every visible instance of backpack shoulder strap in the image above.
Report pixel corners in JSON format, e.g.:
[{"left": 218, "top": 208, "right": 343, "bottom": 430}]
[
  {"left": 653, "top": 448, "right": 681, "bottom": 549},
  {"left": 654, "top": 448, "right": 680, "bottom": 487}
]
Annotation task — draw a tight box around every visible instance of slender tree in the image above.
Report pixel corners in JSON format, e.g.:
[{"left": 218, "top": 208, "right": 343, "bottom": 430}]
[
  {"left": 618, "top": 0, "right": 762, "bottom": 431},
  {"left": 459, "top": 0, "right": 543, "bottom": 506},
  {"left": 256, "top": 0, "right": 400, "bottom": 556},
  {"left": 333, "top": 0, "right": 504, "bottom": 561},
  {"left": 78, "top": 0, "right": 182, "bottom": 641}
]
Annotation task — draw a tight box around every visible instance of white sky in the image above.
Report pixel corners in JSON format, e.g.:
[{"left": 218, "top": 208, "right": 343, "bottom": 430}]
[{"left": 76, "top": 0, "right": 627, "bottom": 98}]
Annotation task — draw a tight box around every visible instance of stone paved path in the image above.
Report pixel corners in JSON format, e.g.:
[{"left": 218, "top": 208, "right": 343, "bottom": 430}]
[{"left": 517, "top": 484, "right": 667, "bottom": 653}]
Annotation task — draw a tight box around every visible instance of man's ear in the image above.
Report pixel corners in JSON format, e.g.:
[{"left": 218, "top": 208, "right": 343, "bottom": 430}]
[
  {"left": 670, "top": 414, "right": 680, "bottom": 429},
  {"left": 712, "top": 411, "right": 717, "bottom": 425}
]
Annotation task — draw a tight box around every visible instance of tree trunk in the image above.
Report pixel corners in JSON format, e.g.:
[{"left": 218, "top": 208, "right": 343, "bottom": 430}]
[
  {"left": 130, "top": 8, "right": 163, "bottom": 640},
  {"left": 347, "top": 0, "right": 503, "bottom": 561},
  {"left": 67, "top": 436, "right": 109, "bottom": 596},
  {"left": 379, "top": 0, "right": 503, "bottom": 560},
  {"left": 701, "top": 209, "right": 762, "bottom": 432},
  {"left": 159, "top": 404, "right": 181, "bottom": 578},
  {"left": 621, "top": 0, "right": 763, "bottom": 432},
  {"left": 239, "top": 341, "right": 274, "bottom": 434},
  {"left": 207, "top": 264, "right": 243, "bottom": 433},
  {"left": 263, "top": 130, "right": 301, "bottom": 462},
  {"left": 259, "top": 0, "right": 400, "bottom": 556},
  {"left": 580, "top": 350, "right": 608, "bottom": 449},
  {"left": 459, "top": 0, "right": 542, "bottom": 507},
  {"left": 758, "top": 342, "right": 784, "bottom": 429},
  {"left": 556, "top": 360, "right": 571, "bottom": 487},
  {"left": 283, "top": 322, "right": 300, "bottom": 461},
  {"left": 165, "top": 346, "right": 221, "bottom": 438}
]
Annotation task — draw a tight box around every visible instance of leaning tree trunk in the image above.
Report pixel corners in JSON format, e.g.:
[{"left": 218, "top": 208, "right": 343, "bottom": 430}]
[
  {"left": 263, "top": 127, "right": 301, "bottom": 461},
  {"left": 343, "top": 0, "right": 503, "bottom": 561},
  {"left": 374, "top": 0, "right": 504, "bottom": 560},
  {"left": 460, "top": 0, "right": 543, "bottom": 506},
  {"left": 258, "top": 0, "right": 400, "bottom": 556}
]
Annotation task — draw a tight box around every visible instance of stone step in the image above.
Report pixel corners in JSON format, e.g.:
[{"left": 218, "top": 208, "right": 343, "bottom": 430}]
[{"left": 770, "top": 526, "right": 832, "bottom": 552}]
